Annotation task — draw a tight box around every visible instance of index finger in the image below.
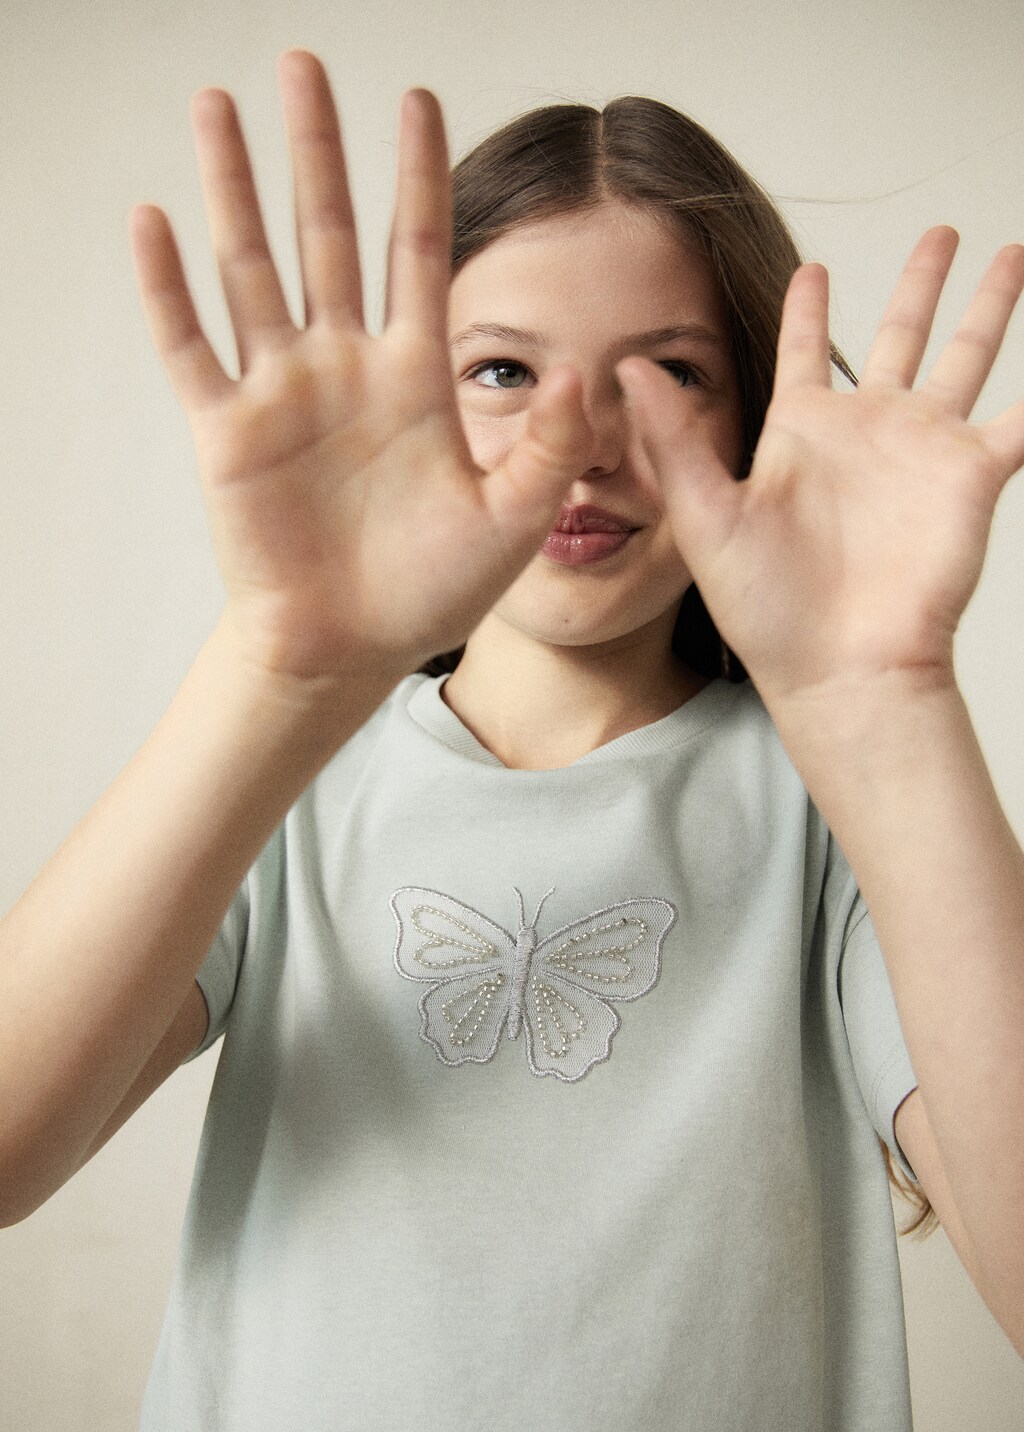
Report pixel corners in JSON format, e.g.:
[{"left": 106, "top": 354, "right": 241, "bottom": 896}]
[{"left": 383, "top": 89, "right": 452, "bottom": 334}]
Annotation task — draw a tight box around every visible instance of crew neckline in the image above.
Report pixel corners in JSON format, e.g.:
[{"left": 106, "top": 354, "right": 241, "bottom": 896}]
[{"left": 404, "top": 671, "right": 747, "bottom": 770}]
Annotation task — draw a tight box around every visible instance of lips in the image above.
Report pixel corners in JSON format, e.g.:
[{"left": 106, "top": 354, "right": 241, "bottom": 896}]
[
  {"left": 540, "top": 503, "right": 642, "bottom": 566},
  {"left": 553, "top": 504, "right": 637, "bottom": 534}
]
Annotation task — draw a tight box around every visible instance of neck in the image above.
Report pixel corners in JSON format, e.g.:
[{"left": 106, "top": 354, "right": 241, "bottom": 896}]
[{"left": 440, "top": 612, "right": 709, "bottom": 770}]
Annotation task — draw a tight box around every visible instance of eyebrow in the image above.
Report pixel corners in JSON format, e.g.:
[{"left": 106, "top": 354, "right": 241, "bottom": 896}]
[{"left": 449, "top": 321, "right": 729, "bottom": 353}]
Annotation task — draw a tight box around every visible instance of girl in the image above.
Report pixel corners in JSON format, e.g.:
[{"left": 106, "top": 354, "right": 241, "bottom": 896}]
[{"left": 2, "top": 46, "right": 1023, "bottom": 1430}]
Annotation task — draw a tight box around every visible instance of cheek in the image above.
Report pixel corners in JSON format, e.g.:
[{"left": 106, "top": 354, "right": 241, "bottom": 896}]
[
  {"left": 711, "top": 402, "right": 747, "bottom": 476},
  {"left": 457, "top": 407, "right": 527, "bottom": 473},
  {"left": 649, "top": 535, "right": 693, "bottom": 594},
  {"left": 626, "top": 435, "right": 668, "bottom": 510}
]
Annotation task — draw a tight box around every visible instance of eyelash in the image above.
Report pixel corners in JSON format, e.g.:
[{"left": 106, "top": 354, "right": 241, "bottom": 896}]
[{"left": 466, "top": 359, "right": 704, "bottom": 391}]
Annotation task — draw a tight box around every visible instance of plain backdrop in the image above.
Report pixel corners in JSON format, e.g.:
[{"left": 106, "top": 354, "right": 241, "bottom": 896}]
[{"left": 1, "top": 0, "right": 1023, "bottom": 1427}]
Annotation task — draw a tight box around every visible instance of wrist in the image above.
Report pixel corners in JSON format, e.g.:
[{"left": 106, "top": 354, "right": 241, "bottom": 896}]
[
  {"left": 758, "top": 665, "right": 972, "bottom": 809},
  {"left": 206, "top": 614, "right": 405, "bottom": 749},
  {"left": 191, "top": 618, "right": 403, "bottom": 797},
  {"left": 758, "top": 662, "right": 961, "bottom": 751}
]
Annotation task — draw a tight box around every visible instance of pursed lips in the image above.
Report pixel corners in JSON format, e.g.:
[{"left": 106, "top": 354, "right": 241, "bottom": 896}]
[{"left": 553, "top": 504, "right": 638, "bottom": 534}]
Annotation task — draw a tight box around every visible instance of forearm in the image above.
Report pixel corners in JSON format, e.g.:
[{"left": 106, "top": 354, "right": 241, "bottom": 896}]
[
  {"left": 770, "top": 674, "right": 1024, "bottom": 1312},
  {"left": 0, "top": 620, "right": 398, "bottom": 1221}
]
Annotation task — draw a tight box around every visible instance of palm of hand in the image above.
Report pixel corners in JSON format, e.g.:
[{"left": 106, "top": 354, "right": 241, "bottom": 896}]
[
  {"left": 132, "top": 53, "right": 586, "bottom": 686},
  {"left": 185, "top": 325, "right": 486, "bottom": 678},
  {"left": 621, "top": 229, "right": 1024, "bottom": 705},
  {"left": 720, "top": 382, "right": 1001, "bottom": 687}
]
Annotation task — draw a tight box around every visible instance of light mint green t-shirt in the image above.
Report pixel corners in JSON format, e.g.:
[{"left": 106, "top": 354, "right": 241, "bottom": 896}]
[{"left": 141, "top": 674, "right": 918, "bottom": 1431}]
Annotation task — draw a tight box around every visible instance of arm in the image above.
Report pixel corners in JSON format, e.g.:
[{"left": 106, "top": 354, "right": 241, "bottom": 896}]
[
  {"left": 0, "top": 628, "right": 397, "bottom": 1227},
  {"left": 0, "top": 51, "right": 592, "bottom": 1225},
  {"left": 780, "top": 671, "right": 1024, "bottom": 1352},
  {"left": 76, "top": 983, "right": 210, "bottom": 1172},
  {"left": 619, "top": 230, "right": 1024, "bottom": 1351}
]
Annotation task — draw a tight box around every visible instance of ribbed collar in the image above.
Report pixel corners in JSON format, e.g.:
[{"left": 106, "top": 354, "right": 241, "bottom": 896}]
[{"left": 404, "top": 672, "right": 747, "bottom": 770}]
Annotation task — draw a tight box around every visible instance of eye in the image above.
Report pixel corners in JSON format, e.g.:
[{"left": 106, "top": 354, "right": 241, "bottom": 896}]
[
  {"left": 468, "top": 360, "right": 533, "bottom": 390},
  {"left": 658, "top": 360, "right": 702, "bottom": 388}
]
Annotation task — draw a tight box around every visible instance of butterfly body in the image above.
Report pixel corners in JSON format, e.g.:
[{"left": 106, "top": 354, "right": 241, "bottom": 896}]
[
  {"left": 506, "top": 921, "right": 539, "bottom": 1040},
  {"left": 391, "top": 885, "right": 677, "bottom": 1082}
]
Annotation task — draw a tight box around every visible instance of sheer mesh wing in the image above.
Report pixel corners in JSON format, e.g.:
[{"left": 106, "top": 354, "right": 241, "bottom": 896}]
[
  {"left": 521, "top": 972, "right": 622, "bottom": 1082},
  {"left": 522, "top": 897, "right": 676, "bottom": 1081},
  {"left": 391, "top": 886, "right": 517, "bottom": 1068},
  {"left": 391, "top": 886, "right": 515, "bottom": 981},
  {"left": 417, "top": 967, "right": 512, "bottom": 1066},
  {"left": 533, "top": 897, "right": 676, "bottom": 1000}
]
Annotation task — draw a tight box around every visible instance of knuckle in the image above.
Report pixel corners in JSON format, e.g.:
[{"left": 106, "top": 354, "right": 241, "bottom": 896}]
[
  {"left": 878, "top": 313, "right": 928, "bottom": 338},
  {"left": 393, "top": 223, "right": 447, "bottom": 260},
  {"left": 221, "top": 237, "right": 274, "bottom": 272},
  {"left": 949, "top": 326, "right": 991, "bottom": 352}
]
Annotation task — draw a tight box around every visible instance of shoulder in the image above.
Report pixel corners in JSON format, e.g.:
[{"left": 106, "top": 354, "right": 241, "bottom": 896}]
[
  {"left": 702, "top": 678, "right": 817, "bottom": 815},
  {"left": 305, "top": 672, "right": 430, "bottom": 786}
]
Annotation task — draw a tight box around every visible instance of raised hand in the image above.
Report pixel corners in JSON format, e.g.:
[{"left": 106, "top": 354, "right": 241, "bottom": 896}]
[
  {"left": 131, "top": 50, "right": 588, "bottom": 690},
  {"left": 619, "top": 227, "right": 1024, "bottom": 709}
]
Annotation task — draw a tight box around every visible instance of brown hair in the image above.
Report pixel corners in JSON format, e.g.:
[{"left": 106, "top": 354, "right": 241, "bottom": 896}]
[{"left": 419, "top": 95, "right": 933, "bottom": 1235}]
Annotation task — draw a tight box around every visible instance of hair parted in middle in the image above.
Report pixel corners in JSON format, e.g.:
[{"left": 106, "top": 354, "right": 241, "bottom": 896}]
[{"left": 421, "top": 94, "right": 857, "bottom": 686}]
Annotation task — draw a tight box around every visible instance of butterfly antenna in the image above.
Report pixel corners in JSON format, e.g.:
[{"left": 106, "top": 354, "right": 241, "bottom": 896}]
[
  {"left": 512, "top": 887, "right": 527, "bottom": 931},
  {"left": 532, "top": 887, "right": 556, "bottom": 927}
]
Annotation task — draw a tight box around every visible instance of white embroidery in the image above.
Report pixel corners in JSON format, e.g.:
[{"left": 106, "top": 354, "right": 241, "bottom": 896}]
[
  {"left": 391, "top": 887, "right": 676, "bottom": 1082},
  {"left": 443, "top": 974, "right": 505, "bottom": 1047}
]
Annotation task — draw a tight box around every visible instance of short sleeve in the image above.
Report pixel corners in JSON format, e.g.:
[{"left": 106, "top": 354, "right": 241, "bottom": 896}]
[
  {"left": 838, "top": 892, "right": 919, "bottom": 1182},
  {"left": 185, "top": 877, "right": 250, "bottom": 1061}
]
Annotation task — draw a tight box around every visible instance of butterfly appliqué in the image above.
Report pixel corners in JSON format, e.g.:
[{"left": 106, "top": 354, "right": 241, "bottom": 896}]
[{"left": 391, "top": 886, "right": 676, "bottom": 1082}]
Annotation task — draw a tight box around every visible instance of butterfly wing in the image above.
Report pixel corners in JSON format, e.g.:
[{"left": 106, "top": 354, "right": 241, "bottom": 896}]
[
  {"left": 391, "top": 886, "right": 517, "bottom": 1067},
  {"left": 522, "top": 897, "right": 677, "bottom": 1082}
]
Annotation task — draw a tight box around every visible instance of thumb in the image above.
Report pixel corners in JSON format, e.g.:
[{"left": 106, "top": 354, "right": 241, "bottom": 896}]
[
  {"left": 617, "top": 356, "right": 742, "bottom": 569},
  {"left": 482, "top": 365, "right": 589, "bottom": 541}
]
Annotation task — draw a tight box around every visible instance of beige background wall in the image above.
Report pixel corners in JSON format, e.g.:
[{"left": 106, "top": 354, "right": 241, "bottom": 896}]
[{"left": 1, "top": 0, "right": 1022, "bottom": 1426}]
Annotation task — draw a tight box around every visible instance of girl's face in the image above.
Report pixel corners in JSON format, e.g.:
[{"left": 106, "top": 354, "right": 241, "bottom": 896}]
[{"left": 448, "top": 200, "right": 745, "bottom": 657}]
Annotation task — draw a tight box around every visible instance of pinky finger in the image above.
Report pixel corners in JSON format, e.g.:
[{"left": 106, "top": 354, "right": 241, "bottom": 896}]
[
  {"left": 981, "top": 398, "right": 1024, "bottom": 483},
  {"left": 130, "top": 204, "right": 231, "bottom": 408}
]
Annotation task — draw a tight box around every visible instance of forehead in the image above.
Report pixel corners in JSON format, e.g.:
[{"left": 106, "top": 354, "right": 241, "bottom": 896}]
[{"left": 449, "top": 201, "right": 728, "bottom": 337}]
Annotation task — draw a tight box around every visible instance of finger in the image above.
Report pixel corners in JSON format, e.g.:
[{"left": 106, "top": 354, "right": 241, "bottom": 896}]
[
  {"left": 483, "top": 366, "right": 589, "bottom": 536},
  {"left": 922, "top": 243, "right": 1024, "bottom": 417},
  {"left": 384, "top": 89, "right": 452, "bottom": 334},
  {"left": 981, "top": 398, "right": 1024, "bottom": 481},
  {"left": 772, "top": 264, "right": 832, "bottom": 394},
  {"left": 616, "top": 356, "right": 741, "bottom": 563},
  {"left": 278, "top": 49, "right": 364, "bottom": 328},
  {"left": 191, "top": 87, "right": 293, "bottom": 370},
  {"left": 859, "top": 227, "right": 959, "bottom": 391},
  {"left": 130, "top": 204, "right": 231, "bottom": 408}
]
